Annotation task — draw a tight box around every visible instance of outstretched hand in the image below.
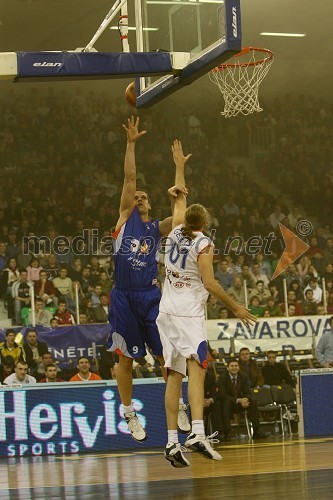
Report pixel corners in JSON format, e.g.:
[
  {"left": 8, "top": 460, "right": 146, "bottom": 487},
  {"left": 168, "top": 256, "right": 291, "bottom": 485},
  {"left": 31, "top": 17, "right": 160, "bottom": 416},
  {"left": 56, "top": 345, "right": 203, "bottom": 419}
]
[
  {"left": 168, "top": 184, "right": 188, "bottom": 198},
  {"left": 234, "top": 306, "right": 257, "bottom": 327},
  {"left": 171, "top": 139, "right": 192, "bottom": 167},
  {"left": 123, "top": 116, "right": 146, "bottom": 143}
]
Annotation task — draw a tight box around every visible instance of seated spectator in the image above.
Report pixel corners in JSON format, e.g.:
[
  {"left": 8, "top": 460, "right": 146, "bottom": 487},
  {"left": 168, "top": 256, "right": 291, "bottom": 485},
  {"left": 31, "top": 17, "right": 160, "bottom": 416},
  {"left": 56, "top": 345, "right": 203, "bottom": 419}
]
[
  {"left": 67, "top": 257, "right": 83, "bottom": 283},
  {"left": 301, "top": 289, "right": 318, "bottom": 315},
  {"left": 34, "top": 269, "right": 57, "bottom": 307},
  {"left": 286, "top": 304, "right": 297, "bottom": 317},
  {"left": 280, "top": 290, "right": 304, "bottom": 316},
  {"left": 316, "top": 304, "right": 326, "bottom": 315},
  {"left": 88, "top": 256, "right": 104, "bottom": 286},
  {"left": 50, "top": 318, "right": 59, "bottom": 329},
  {"left": 264, "top": 296, "right": 283, "bottom": 317},
  {"left": 250, "top": 264, "right": 269, "bottom": 287},
  {"left": 268, "top": 282, "right": 281, "bottom": 303},
  {"left": 81, "top": 266, "right": 94, "bottom": 295},
  {"left": 238, "top": 347, "right": 264, "bottom": 388},
  {"left": 206, "top": 295, "right": 222, "bottom": 320},
  {"left": 217, "top": 359, "right": 267, "bottom": 440},
  {"left": 23, "top": 329, "right": 49, "bottom": 372},
  {"left": 12, "top": 269, "right": 33, "bottom": 324},
  {"left": 3, "top": 360, "right": 36, "bottom": 385},
  {"left": 304, "top": 277, "right": 322, "bottom": 303},
  {"left": 53, "top": 299, "right": 75, "bottom": 325},
  {"left": 254, "top": 253, "right": 272, "bottom": 280},
  {"left": 91, "top": 283, "right": 102, "bottom": 308},
  {"left": 70, "top": 356, "right": 102, "bottom": 381},
  {"left": 38, "top": 363, "right": 65, "bottom": 383},
  {"left": 0, "top": 355, "right": 15, "bottom": 383},
  {"left": 26, "top": 257, "right": 43, "bottom": 283},
  {"left": 262, "top": 351, "right": 295, "bottom": 387},
  {"left": 0, "top": 329, "right": 25, "bottom": 364},
  {"left": 0, "top": 257, "right": 20, "bottom": 299},
  {"left": 214, "top": 260, "right": 234, "bottom": 291},
  {"left": 93, "top": 293, "right": 109, "bottom": 323},
  {"left": 249, "top": 296, "right": 264, "bottom": 318},
  {"left": 204, "top": 370, "right": 223, "bottom": 439},
  {"left": 237, "top": 264, "right": 256, "bottom": 291},
  {"left": 315, "top": 316, "right": 333, "bottom": 368},
  {"left": 81, "top": 297, "right": 95, "bottom": 323},
  {"left": 99, "top": 271, "right": 113, "bottom": 295},
  {"left": 288, "top": 279, "right": 304, "bottom": 301},
  {"left": 43, "top": 253, "right": 59, "bottom": 280},
  {"left": 34, "top": 352, "right": 59, "bottom": 380},
  {"left": 52, "top": 266, "right": 75, "bottom": 310},
  {"left": 249, "top": 280, "right": 271, "bottom": 306},
  {"left": 268, "top": 205, "right": 286, "bottom": 230},
  {"left": 28, "top": 298, "right": 54, "bottom": 327},
  {"left": 227, "top": 277, "right": 246, "bottom": 305},
  {"left": 79, "top": 313, "right": 88, "bottom": 324},
  {"left": 219, "top": 307, "right": 231, "bottom": 319}
]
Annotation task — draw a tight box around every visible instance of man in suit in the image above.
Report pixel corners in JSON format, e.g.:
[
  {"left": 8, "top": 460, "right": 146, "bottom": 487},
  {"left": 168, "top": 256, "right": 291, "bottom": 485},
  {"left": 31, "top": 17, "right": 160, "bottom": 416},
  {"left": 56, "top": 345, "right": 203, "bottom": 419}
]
[
  {"left": 204, "top": 369, "right": 223, "bottom": 438},
  {"left": 217, "top": 359, "right": 267, "bottom": 440},
  {"left": 23, "top": 329, "right": 49, "bottom": 372}
]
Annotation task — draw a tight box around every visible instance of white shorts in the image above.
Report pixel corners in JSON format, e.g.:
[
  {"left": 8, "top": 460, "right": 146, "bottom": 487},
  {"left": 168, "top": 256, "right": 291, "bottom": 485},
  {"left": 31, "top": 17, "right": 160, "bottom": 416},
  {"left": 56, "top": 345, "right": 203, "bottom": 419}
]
[{"left": 156, "top": 312, "right": 208, "bottom": 376}]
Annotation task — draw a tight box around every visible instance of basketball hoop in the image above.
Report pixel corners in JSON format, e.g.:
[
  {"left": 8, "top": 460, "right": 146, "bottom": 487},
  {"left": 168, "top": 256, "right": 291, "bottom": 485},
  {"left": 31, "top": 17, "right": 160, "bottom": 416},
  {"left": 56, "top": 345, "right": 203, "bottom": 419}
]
[{"left": 209, "top": 47, "right": 274, "bottom": 118}]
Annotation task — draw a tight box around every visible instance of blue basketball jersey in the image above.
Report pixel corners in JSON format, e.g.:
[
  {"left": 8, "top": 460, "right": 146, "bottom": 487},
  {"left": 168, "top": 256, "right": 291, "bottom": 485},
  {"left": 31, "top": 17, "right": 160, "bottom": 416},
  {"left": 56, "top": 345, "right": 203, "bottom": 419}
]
[{"left": 112, "top": 207, "right": 161, "bottom": 289}]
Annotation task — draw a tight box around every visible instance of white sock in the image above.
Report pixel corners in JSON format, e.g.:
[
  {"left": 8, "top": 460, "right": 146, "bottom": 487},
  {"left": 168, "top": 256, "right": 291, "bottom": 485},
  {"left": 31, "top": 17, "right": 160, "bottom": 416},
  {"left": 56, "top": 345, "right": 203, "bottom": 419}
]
[
  {"left": 179, "top": 397, "right": 184, "bottom": 406},
  {"left": 123, "top": 404, "right": 134, "bottom": 414},
  {"left": 192, "top": 420, "right": 205, "bottom": 436},
  {"left": 167, "top": 430, "right": 179, "bottom": 444}
]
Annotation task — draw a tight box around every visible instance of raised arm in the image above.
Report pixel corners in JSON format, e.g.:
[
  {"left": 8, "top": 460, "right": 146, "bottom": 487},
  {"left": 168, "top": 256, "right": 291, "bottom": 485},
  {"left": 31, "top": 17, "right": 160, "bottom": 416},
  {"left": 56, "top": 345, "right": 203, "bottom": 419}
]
[
  {"left": 116, "top": 116, "right": 146, "bottom": 230},
  {"left": 159, "top": 140, "right": 191, "bottom": 235}
]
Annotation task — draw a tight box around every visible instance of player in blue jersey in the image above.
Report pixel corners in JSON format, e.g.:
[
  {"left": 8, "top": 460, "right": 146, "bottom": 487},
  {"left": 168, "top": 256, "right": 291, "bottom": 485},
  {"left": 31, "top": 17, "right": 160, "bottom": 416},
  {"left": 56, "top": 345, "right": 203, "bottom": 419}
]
[{"left": 107, "top": 116, "right": 191, "bottom": 442}]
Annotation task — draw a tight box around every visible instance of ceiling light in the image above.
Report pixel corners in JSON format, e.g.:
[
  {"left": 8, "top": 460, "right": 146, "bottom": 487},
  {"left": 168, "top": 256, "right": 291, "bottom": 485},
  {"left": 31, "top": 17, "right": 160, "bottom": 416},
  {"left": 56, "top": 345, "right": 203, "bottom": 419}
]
[{"left": 260, "top": 32, "right": 306, "bottom": 37}]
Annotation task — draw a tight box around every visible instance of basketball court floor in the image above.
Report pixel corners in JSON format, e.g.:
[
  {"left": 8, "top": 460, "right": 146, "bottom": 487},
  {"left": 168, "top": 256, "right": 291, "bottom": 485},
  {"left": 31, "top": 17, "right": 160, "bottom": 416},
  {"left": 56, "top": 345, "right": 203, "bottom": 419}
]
[{"left": 2, "top": 436, "right": 333, "bottom": 499}]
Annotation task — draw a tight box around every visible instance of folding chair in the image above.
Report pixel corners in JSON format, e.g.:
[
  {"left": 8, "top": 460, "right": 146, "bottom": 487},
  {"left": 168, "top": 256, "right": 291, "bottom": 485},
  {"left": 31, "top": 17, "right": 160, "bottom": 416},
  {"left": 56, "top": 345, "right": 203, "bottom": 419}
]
[
  {"left": 270, "top": 384, "right": 297, "bottom": 434},
  {"left": 251, "top": 387, "right": 284, "bottom": 436}
]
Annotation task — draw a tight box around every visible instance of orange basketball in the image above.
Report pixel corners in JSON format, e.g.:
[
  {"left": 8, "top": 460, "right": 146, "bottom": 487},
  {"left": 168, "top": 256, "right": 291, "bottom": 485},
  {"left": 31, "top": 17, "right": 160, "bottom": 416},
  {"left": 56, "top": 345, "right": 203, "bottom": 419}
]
[{"left": 125, "top": 81, "right": 137, "bottom": 107}]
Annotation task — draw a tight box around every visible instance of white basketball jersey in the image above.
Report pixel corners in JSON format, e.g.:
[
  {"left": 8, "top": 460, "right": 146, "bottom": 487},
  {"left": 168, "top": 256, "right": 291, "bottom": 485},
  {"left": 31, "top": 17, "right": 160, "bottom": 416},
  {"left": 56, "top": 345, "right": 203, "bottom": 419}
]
[{"left": 159, "top": 224, "right": 212, "bottom": 317}]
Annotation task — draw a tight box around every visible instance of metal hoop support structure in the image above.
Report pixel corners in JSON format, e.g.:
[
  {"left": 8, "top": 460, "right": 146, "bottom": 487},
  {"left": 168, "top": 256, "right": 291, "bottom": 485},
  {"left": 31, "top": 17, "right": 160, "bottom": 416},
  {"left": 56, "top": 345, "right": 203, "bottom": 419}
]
[{"left": 209, "top": 47, "right": 274, "bottom": 118}]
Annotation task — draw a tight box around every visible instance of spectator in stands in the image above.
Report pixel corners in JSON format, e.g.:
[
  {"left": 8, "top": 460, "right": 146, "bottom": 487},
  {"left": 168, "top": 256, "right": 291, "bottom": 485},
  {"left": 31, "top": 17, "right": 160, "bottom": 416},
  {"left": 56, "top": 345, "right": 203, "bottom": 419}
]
[
  {"left": 99, "top": 270, "right": 113, "bottom": 295},
  {"left": 264, "top": 296, "right": 283, "bottom": 317},
  {"left": 90, "top": 283, "right": 102, "bottom": 308},
  {"left": 50, "top": 318, "right": 59, "bottom": 329},
  {"left": 204, "top": 370, "right": 223, "bottom": 439},
  {"left": 217, "top": 359, "right": 267, "bottom": 440},
  {"left": 238, "top": 347, "right": 264, "bottom": 388},
  {"left": 250, "top": 264, "right": 269, "bottom": 287},
  {"left": 262, "top": 351, "right": 295, "bottom": 387},
  {"left": 88, "top": 256, "right": 103, "bottom": 286},
  {"left": 237, "top": 264, "right": 256, "bottom": 291},
  {"left": 26, "top": 257, "right": 43, "bottom": 283},
  {"left": 287, "top": 206, "right": 302, "bottom": 229},
  {"left": 206, "top": 295, "right": 222, "bottom": 320},
  {"left": 53, "top": 266, "right": 75, "bottom": 310},
  {"left": 35, "top": 352, "right": 61, "bottom": 380},
  {"left": 70, "top": 356, "right": 102, "bottom": 381},
  {"left": 0, "top": 257, "right": 20, "bottom": 294},
  {"left": 93, "top": 293, "right": 109, "bottom": 323},
  {"left": 67, "top": 257, "right": 83, "bottom": 282},
  {"left": 268, "top": 205, "right": 286, "bottom": 230},
  {"left": 34, "top": 269, "right": 57, "bottom": 307},
  {"left": 306, "top": 237, "right": 324, "bottom": 272},
  {"left": 227, "top": 277, "right": 246, "bottom": 306},
  {"left": 23, "top": 329, "right": 49, "bottom": 372},
  {"left": 301, "top": 289, "right": 318, "bottom": 315},
  {"left": 0, "top": 241, "right": 8, "bottom": 271},
  {"left": 79, "top": 313, "right": 88, "bottom": 324},
  {"left": 43, "top": 253, "right": 59, "bottom": 280},
  {"left": 287, "top": 304, "right": 297, "bottom": 317},
  {"left": 254, "top": 253, "right": 272, "bottom": 280},
  {"left": 3, "top": 360, "right": 36, "bottom": 385},
  {"left": 322, "top": 263, "right": 333, "bottom": 283},
  {"left": 0, "top": 329, "right": 25, "bottom": 364},
  {"left": 214, "top": 260, "right": 234, "bottom": 291},
  {"left": 316, "top": 304, "right": 326, "bottom": 315},
  {"left": 288, "top": 279, "right": 304, "bottom": 302},
  {"left": 243, "top": 214, "right": 264, "bottom": 240},
  {"left": 315, "top": 317, "right": 333, "bottom": 367},
  {"left": 284, "top": 264, "right": 303, "bottom": 289},
  {"left": 98, "top": 346, "right": 119, "bottom": 380},
  {"left": 296, "top": 256, "right": 311, "bottom": 282},
  {"left": 0, "top": 355, "right": 15, "bottom": 383},
  {"left": 53, "top": 299, "right": 75, "bottom": 325},
  {"left": 280, "top": 290, "right": 304, "bottom": 316},
  {"left": 268, "top": 282, "right": 281, "bottom": 303},
  {"left": 12, "top": 269, "right": 33, "bottom": 324},
  {"left": 304, "top": 277, "right": 323, "bottom": 303},
  {"left": 249, "top": 280, "right": 271, "bottom": 306},
  {"left": 219, "top": 307, "right": 230, "bottom": 319},
  {"left": 81, "top": 265, "right": 94, "bottom": 295},
  {"left": 323, "top": 238, "right": 333, "bottom": 266},
  {"left": 38, "top": 363, "right": 65, "bottom": 383},
  {"left": 249, "top": 296, "right": 264, "bottom": 318},
  {"left": 223, "top": 194, "right": 240, "bottom": 218}
]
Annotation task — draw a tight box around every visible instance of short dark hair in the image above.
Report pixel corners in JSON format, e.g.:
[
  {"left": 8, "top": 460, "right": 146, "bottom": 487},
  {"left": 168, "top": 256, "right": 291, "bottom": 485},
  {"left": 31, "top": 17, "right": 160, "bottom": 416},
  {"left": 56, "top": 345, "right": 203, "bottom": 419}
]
[
  {"left": 227, "top": 358, "right": 239, "bottom": 366},
  {"left": 239, "top": 347, "right": 250, "bottom": 354},
  {"left": 5, "top": 329, "right": 16, "bottom": 337},
  {"left": 58, "top": 299, "right": 66, "bottom": 305},
  {"left": 100, "top": 292, "right": 108, "bottom": 298},
  {"left": 45, "top": 363, "right": 57, "bottom": 371},
  {"left": 77, "top": 356, "right": 90, "bottom": 365},
  {"left": 2, "top": 355, "right": 15, "bottom": 368}
]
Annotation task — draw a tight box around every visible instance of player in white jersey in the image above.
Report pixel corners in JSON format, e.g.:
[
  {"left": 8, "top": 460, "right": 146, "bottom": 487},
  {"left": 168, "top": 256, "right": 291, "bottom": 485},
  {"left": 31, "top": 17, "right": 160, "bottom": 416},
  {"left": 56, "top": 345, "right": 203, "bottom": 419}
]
[{"left": 157, "top": 141, "right": 257, "bottom": 467}]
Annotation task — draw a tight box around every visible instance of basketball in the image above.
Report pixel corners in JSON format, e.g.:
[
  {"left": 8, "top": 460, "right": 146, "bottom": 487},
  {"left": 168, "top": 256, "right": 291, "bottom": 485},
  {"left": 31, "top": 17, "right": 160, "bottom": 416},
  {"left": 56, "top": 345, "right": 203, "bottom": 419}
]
[{"left": 125, "top": 81, "right": 137, "bottom": 107}]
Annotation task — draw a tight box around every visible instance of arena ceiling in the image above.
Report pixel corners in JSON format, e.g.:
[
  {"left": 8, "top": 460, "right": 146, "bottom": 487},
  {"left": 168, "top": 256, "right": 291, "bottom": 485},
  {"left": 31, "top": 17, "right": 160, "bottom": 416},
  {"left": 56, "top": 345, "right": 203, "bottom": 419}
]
[{"left": 0, "top": 0, "right": 331, "bottom": 100}]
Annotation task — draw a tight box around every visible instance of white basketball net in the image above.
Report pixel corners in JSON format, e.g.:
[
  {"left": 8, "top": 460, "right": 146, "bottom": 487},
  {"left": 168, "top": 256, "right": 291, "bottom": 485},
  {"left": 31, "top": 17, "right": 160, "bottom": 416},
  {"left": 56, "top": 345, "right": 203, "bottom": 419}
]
[{"left": 209, "top": 47, "right": 274, "bottom": 118}]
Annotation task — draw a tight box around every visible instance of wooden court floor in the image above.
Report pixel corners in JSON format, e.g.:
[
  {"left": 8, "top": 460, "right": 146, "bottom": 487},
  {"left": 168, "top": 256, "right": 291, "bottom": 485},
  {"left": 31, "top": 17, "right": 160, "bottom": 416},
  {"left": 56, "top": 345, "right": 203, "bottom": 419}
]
[{"left": 1, "top": 436, "right": 333, "bottom": 500}]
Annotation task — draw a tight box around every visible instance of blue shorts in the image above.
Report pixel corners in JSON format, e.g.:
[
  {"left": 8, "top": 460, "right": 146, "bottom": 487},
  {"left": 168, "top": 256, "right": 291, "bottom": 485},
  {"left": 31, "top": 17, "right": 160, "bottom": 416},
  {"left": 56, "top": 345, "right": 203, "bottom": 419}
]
[{"left": 107, "top": 286, "right": 163, "bottom": 358}]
